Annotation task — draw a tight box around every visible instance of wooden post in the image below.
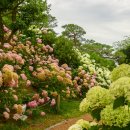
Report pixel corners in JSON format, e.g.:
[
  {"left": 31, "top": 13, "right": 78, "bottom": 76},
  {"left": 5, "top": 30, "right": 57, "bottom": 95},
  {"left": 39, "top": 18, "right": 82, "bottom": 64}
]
[{"left": 56, "top": 94, "right": 60, "bottom": 112}]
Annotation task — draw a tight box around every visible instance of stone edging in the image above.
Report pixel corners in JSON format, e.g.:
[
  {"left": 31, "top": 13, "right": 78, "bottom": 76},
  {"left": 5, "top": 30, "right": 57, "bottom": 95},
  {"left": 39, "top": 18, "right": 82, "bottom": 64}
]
[{"left": 45, "top": 120, "right": 68, "bottom": 130}]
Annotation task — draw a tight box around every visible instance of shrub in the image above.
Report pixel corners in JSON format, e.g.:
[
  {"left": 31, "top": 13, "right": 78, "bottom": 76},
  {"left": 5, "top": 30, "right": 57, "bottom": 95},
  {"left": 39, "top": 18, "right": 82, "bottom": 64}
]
[
  {"left": 54, "top": 36, "right": 81, "bottom": 68},
  {"left": 80, "top": 86, "right": 113, "bottom": 113},
  {"left": 109, "top": 77, "right": 130, "bottom": 102},
  {"left": 69, "top": 65, "right": 130, "bottom": 129},
  {"left": 101, "top": 105, "right": 130, "bottom": 128},
  {"left": 110, "top": 64, "right": 130, "bottom": 82}
]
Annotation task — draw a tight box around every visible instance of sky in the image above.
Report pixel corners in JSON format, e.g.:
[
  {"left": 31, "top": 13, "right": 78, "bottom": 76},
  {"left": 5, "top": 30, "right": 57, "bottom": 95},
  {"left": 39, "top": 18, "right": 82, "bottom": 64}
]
[{"left": 48, "top": 0, "right": 130, "bottom": 45}]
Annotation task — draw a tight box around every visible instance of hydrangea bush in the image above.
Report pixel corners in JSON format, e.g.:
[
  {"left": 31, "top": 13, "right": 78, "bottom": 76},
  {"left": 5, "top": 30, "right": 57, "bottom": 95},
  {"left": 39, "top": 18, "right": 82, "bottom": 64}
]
[
  {"left": 69, "top": 64, "right": 130, "bottom": 130},
  {"left": 110, "top": 64, "right": 130, "bottom": 82},
  {"left": 79, "top": 86, "right": 113, "bottom": 113},
  {"left": 68, "top": 119, "right": 98, "bottom": 130},
  {"left": 0, "top": 26, "right": 74, "bottom": 121},
  {"left": 72, "top": 49, "right": 111, "bottom": 97}
]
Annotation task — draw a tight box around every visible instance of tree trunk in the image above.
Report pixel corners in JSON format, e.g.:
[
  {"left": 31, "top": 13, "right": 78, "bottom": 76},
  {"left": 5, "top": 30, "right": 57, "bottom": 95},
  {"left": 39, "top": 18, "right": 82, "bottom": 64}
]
[
  {"left": 73, "top": 34, "right": 77, "bottom": 46},
  {"left": 6, "top": 8, "right": 17, "bottom": 42},
  {"left": 0, "top": 11, "right": 4, "bottom": 44}
]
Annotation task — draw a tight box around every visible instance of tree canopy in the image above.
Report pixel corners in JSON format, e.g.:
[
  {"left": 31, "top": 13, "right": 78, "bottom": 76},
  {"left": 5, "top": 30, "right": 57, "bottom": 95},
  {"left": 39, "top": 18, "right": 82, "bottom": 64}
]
[
  {"left": 0, "top": 0, "right": 57, "bottom": 43},
  {"left": 62, "top": 24, "right": 86, "bottom": 46}
]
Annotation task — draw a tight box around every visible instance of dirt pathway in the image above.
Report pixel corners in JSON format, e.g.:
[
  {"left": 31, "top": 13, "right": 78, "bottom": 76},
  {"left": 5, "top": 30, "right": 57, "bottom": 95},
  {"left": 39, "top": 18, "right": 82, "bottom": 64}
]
[{"left": 45, "top": 114, "right": 93, "bottom": 130}]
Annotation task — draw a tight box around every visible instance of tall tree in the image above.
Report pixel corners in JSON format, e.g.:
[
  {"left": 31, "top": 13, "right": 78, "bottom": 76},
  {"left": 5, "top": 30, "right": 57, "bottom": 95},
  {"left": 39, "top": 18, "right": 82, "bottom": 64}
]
[
  {"left": 79, "top": 40, "right": 116, "bottom": 70},
  {"left": 0, "top": 0, "right": 57, "bottom": 43},
  {"left": 62, "top": 24, "right": 86, "bottom": 46},
  {"left": 114, "top": 36, "right": 130, "bottom": 64},
  {"left": 0, "top": 0, "right": 24, "bottom": 43},
  {"left": 80, "top": 40, "right": 114, "bottom": 58}
]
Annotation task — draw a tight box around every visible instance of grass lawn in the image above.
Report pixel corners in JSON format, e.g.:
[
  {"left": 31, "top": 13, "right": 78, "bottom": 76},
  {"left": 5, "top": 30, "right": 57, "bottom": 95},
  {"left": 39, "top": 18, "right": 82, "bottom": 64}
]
[{"left": 0, "top": 99, "right": 84, "bottom": 130}]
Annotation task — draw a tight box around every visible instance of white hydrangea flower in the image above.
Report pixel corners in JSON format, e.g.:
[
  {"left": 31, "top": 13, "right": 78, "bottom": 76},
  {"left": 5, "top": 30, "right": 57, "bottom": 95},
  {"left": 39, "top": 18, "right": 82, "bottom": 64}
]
[
  {"left": 68, "top": 124, "right": 82, "bottom": 130},
  {"left": 80, "top": 86, "right": 114, "bottom": 112},
  {"left": 110, "top": 77, "right": 130, "bottom": 101},
  {"left": 76, "top": 119, "right": 90, "bottom": 129}
]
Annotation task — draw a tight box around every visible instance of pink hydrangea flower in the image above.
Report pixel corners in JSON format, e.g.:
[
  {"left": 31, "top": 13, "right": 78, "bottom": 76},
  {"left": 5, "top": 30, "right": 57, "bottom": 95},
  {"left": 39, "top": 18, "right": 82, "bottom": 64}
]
[
  {"left": 42, "top": 90, "right": 48, "bottom": 97},
  {"left": 20, "top": 74, "right": 27, "bottom": 80},
  {"left": 40, "top": 112, "right": 46, "bottom": 116},
  {"left": 3, "top": 43, "right": 12, "bottom": 49},
  {"left": 37, "top": 38, "right": 42, "bottom": 43},
  {"left": 42, "top": 46, "right": 48, "bottom": 52},
  {"left": 3, "top": 112, "right": 10, "bottom": 119},
  {"left": 26, "top": 40, "right": 32, "bottom": 45},
  {"left": 13, "top": 36, "right": 18, "bottom": 41},
  {"left": 49, "top": 47, "right": 53, "bottom": 53},
  {"left": 45, "top": 97, "right": 50, "bottom": 102},
  {"left": 26, "top": 80, "right": 31, "bottom": 87},
  {"left": 13, "top": 95, "right": 18, "bottom": 101},
  {"left": 50, "top": 99, "right": 56, "bottom": 106},
  {"left": 9, "top": 79, "right": 16, "bottom": 87},
  {"left": 3, "top": 26, "right": 9, "bottom": 32},
  {"left": 13, "top": 114, "right": 21, "bottom": 120},
  {"left": 29, "top": 66, "right": 33, "bottom": 71},
  {"left": 5, "top": 107, "right": 10, "bottom": 113},
  {"left": 66, "top": 73, "right": 72, "bottom": 79},
  {"left": 38, "top": 98, "right": 45, "bottom": 104},
  {"left": 27, "top": 100, "right": 38, "bottom": 108},
  {"left": 90, "top": 82, "right": 95, "bottom": 87},
  {"left": 3, "top": 64, "right": 14, "bottom": 71}
]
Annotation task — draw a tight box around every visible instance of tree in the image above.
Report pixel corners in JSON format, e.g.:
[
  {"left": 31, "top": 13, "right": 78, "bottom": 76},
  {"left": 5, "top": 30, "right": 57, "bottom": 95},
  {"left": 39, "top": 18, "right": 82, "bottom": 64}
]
[
  {"left": 54, "top": 36, "right": 81, "bottom": 68},
  {"left": 0, "top": 0, "right": 57, "bottom": 43},
  {"left": 114, "top": 36, "right": 130, "bottom": 64},
  {"left": 80, "top": 40, "right": 114, "bottom": 59},
  {"left": 0, "top": 0, "right": 24, "bottom": 43},
  {"left": 62, "top": 24, "right": 86, "bottom": 46},
  {"left": 79, "top": 40, "right": 116, "bottom": 70},
  {"left": 114, "top": 51, "right": 127, "bottom": 64}
]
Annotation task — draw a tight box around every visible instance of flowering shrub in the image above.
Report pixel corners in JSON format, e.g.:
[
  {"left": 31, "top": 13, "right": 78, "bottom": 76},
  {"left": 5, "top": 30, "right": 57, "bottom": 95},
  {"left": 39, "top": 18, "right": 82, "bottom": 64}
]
[
  {"left": 79, "top": 86, "right": 113, "bottom": 113},
  {"left": 0, "top": 26, "right": 74, "bottom": 121},
  {"left": 69, "top": 64, "right": 130, "bottom": 129},
  {"left": 68, "top": 119, "right": 98, "bottom": 130},
  {"left": 79, "top": 53, "right": 111, "bottom": 88},
  {"left": 72, "top": 49, "right": 111, "bottom": 96},
  {"left": 0, "top": 25, "right": 115, "bottom": 126},
  {"left": 110, "top": 64, "right": 130, "bottom": 81},
  {"left": 109, "top": 77, "right": 130, "bottom": 102},
  {"left": 101, "top": 105, "right": 130, "bottom": 127}
]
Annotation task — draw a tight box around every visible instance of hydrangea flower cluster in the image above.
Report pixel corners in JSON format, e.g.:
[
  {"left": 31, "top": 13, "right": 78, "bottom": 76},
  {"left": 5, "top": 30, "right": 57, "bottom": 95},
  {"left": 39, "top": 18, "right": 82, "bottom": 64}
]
[
  {"left": 101, "top": 105, "right": 130, "bottom": 127},
  {"left": 110, "top": 64, "right": 130, "bottom": 82},
  {"left": 72, "top": 49, "right": 111, "bottom": 96},
  {"left": 68, "top": 119, "right": 97, "bottom": 130},
  {"left": 79, "top": 86, "right": 113, "bottom": 112},
  {"left": 109, "top": 77, "right": 130, "bottom": 101}
]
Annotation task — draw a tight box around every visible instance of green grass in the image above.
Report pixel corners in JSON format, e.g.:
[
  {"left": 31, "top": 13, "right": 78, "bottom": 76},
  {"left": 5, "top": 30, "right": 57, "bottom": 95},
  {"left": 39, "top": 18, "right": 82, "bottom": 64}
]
[
  {"left": 0, "top": 99, "right": 84, "bottom": 130},
  {"left": 60, "top": 99, "right": 83, "bottom": 118}
]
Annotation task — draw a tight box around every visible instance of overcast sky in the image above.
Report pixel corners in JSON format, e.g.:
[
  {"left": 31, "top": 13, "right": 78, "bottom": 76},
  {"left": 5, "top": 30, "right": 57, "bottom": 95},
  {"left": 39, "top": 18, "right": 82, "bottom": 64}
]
[{"left": 48, "top": 0, "right": 130, "bottom": 45}]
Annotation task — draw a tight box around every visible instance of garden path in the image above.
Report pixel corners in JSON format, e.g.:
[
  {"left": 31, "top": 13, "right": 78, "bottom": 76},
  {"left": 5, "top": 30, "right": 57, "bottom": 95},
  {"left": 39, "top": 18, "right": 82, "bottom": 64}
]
[{"left": 45, "top": 114, "right": 92, "bottom": 130}]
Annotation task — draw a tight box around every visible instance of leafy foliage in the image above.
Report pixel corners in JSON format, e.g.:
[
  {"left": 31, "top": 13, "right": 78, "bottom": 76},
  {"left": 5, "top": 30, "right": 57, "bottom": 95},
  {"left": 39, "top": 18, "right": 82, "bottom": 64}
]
[
  {"left": 113, "top": 96, "right": 125, "bottom": 109},
  {"left": 62, "top": 24, "right": 86, "bottom": 46},
  {"left": 79, "top": 41, "right": 115, "bottom": 70},
  {"left": 0, "top": 0, "right": 57, "bottom": 43},
  {"left": 114, "top": 36, "right": 130, "bottom": 64},
  {"left": 54, "top": 36, "right": 81, "bottom": 68}
]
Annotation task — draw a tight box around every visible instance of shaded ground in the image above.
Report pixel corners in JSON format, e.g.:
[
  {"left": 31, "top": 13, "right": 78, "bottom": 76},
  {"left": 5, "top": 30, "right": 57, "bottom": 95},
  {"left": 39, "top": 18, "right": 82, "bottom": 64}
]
[{"left": 46, "top": 114, "right": 92, "bottom": 130}]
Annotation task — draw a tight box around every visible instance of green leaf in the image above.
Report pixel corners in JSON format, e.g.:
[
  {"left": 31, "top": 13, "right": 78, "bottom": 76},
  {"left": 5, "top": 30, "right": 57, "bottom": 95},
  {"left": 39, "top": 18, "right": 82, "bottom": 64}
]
[
  {"left": 113, "top": 96, "right": 125, "bottom": 109},
  {"left": 91, "top": 108, "right": 102, "bottom": 121},
  {"left": 88, "top": 125, "right": 101, "bottom": 130}
]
